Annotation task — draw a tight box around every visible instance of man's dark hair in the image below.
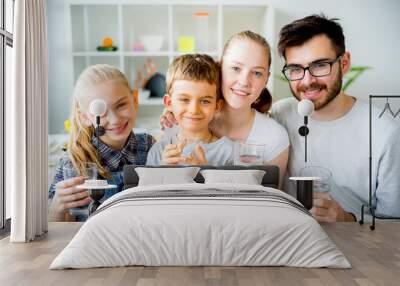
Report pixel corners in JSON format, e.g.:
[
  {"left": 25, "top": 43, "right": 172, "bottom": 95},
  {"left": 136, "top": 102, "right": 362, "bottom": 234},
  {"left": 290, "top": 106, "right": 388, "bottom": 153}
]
[{"left": 278, "top": 14, "right": 345, "bottom": 58}]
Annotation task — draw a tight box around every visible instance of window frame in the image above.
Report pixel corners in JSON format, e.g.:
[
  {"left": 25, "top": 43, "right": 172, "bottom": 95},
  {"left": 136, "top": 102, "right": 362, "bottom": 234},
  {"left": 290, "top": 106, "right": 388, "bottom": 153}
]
[{"left": 0, "top": 0, "right": 14, "bottom": 235}]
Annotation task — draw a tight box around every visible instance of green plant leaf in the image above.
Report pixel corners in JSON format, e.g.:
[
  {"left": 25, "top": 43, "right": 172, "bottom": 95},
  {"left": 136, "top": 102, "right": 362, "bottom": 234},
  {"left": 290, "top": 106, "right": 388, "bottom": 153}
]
[
  {"left": 274, "top": 74, "right": 288, "bottom": 82},
  {"left": 343, "top": 66, "right": 371, "bottom": 91}
]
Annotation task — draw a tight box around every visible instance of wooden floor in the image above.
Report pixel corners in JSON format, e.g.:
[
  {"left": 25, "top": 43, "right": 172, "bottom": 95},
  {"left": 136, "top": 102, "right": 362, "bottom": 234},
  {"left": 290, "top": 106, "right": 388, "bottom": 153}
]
[{"left": 0, "top": 222, "right": 399, "bottom": 286}]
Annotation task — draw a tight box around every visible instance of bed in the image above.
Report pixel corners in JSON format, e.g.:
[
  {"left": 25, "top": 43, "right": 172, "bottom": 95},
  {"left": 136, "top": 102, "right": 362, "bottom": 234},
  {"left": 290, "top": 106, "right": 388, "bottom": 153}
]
[{"left": 50, "top": 165, "right": 350, "bottom": 269}]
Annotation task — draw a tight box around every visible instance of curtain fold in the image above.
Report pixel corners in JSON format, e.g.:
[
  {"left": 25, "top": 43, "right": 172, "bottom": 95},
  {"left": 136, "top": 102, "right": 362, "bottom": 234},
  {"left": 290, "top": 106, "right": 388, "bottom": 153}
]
[{"left": 9, "top": 0, "right": 48, "bottom": 242}]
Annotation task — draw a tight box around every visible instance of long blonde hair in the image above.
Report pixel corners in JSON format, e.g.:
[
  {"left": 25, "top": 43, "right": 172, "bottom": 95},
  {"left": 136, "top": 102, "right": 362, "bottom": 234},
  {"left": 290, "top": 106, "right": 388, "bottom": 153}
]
[{"left": 68, "top": 64, "right": 131, "bottom": 179}]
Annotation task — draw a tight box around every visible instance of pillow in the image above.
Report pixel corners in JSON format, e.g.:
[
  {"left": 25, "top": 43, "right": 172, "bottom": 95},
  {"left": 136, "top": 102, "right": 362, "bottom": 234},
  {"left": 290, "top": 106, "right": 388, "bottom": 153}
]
[
  {"left": 124, "top": 165, "right": 280, "bottom": 189},
  {"left": 200, "top": 169, "right": 266, "bottom": 185},
  {"left": 135, "top": 167, "right": 201, "bottom": 186}
]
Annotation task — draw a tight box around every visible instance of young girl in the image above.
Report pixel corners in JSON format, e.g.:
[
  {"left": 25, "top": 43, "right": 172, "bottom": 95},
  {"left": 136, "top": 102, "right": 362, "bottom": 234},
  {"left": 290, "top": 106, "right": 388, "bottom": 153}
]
[
  {"left": 49, "top": 64, "right": 154, "bottom": 222},
  {"left": 161, "top": 31, "right": 289, "bottom": 187}
]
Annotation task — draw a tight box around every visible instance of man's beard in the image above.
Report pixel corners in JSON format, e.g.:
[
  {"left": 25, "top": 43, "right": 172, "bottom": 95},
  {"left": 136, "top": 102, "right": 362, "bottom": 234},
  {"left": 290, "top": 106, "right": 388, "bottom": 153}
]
[{"left": 290, "top": 69, "right": 343, "bottom": 110}]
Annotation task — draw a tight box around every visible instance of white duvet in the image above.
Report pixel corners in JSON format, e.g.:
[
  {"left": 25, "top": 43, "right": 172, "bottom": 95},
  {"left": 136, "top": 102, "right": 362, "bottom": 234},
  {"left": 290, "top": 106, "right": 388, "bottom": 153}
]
[{"left": 50, "top": 183, "right": 351, "bottom": 269}]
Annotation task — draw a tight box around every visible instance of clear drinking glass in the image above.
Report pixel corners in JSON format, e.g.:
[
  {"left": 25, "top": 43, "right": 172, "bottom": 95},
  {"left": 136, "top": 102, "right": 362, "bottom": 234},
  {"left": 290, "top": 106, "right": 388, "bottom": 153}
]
[
  {"left": 300, "top": 165, "right": 332, "bottom": 193},
  {"left": 63, "top": 162, "right": 98, "bottom": 217},
  {"left": 234, "top": 141, "right": 265, "bottom": 166},
  {"left": 63, "top": 162, "right": 97, "bottom": 181}
]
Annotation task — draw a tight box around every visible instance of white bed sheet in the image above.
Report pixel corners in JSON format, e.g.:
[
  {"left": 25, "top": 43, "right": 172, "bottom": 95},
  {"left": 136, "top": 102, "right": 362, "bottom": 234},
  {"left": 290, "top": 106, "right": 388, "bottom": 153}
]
[{"left": 50, "top": 183, "right": 351, "bottom": 269}]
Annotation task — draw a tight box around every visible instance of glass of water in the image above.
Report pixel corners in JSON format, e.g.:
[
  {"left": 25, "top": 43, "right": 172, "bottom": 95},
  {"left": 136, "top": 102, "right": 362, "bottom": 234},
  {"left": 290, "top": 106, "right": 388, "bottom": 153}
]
[
  {"left": 63, "top": 162, "right": 98, "bottom": 218},
  {"left": 300, "top": 165, "right": 332, "bottom": 193},
  {"left": 234, "top": 141, "right": 265, "bottom": 166},
  {"left": 63, "top": 162, "right": 97, "bottom": 181}
]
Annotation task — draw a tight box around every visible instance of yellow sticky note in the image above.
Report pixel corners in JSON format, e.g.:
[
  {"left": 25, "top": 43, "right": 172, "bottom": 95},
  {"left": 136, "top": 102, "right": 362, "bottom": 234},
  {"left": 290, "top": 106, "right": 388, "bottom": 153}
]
[
  {"left": 64, "top": 119, "right": 71, "bottom": 133},
  {"left": 178, "top": 36, "right": 195, "bottom": 52}
]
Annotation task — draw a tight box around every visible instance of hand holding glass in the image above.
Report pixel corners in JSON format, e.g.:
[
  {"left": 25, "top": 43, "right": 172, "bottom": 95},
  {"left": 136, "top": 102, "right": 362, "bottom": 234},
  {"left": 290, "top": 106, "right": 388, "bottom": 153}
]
[{"left": 63, "top": 162, "right": 98, "bottom": 216}]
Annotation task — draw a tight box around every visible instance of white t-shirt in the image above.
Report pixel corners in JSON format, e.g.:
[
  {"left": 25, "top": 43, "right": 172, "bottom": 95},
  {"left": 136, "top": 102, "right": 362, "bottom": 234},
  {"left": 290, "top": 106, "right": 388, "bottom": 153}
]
[
  {"left": 247, "top": 110, "right": 290, "bottom": 162},
  {"left": 147, "top": 136, "right": 235, "bottom": 166},
  {"left": 151, "top": 111, "right": 289, "bottom": 165},
  {"left": 271, "top": 97, "right": 400, "bottom": 220}
]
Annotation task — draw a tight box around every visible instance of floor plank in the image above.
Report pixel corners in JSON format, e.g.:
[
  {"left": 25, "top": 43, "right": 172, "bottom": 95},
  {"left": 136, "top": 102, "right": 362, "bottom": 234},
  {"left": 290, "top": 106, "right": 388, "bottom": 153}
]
[{"left": 0, "top": 222, "right": 399, "bottom": 286}]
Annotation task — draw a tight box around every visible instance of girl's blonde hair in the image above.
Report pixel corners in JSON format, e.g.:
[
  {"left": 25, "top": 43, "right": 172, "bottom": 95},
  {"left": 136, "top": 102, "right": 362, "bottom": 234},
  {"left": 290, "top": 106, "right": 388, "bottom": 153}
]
[
  {"left": 68, "top": 64, "right": 130, "bottom": 179},
  {"left": 221, "top": 30, "right": 272, "bottom": 113}
]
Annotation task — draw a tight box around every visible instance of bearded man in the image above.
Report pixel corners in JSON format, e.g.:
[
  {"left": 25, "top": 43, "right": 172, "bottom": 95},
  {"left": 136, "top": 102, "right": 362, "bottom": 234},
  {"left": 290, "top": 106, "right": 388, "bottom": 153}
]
[{"left": 271, "top": 15, "right": 400, "bottom": 222}]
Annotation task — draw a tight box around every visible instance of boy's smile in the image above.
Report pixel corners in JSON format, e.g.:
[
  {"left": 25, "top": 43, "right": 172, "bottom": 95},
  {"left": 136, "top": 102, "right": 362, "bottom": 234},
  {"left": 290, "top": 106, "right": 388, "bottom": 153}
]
[{"left": 165, "top": 80, "right": 221, "bottom": 139}]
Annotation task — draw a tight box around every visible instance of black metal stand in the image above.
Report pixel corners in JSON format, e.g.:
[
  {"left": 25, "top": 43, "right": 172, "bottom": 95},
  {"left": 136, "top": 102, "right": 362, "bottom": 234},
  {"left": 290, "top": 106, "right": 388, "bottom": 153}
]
[
  {"left": 296, "top": 180, "right": 313, "bottom": 210},
  {"left": 359, "top": 95, "right": 400, "bottom": 230},
  {"left": 94, "top": 115, "right": 105, "bottom": 160},
  {"left": 88, "top": 115, "right": 106, "bottom": 216},
  {"left": 298, "top": 116, "right": 310, "bottom": 162},
  {"left": 88, "top": 189, "right": 105, "bottom": 215}
]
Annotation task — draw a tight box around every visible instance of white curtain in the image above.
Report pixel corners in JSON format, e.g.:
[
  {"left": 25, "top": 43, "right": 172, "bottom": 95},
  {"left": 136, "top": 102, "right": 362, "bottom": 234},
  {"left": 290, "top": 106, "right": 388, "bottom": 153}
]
[{"left": 8, "top": 0, "right": 48, "bottom": 242}]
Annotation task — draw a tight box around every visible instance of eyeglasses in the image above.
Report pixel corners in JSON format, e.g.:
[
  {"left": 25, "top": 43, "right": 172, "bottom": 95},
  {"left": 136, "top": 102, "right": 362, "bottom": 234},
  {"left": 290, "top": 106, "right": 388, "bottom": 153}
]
[{"left": 282, "top": 55, "right": 342, "bottom": 81}]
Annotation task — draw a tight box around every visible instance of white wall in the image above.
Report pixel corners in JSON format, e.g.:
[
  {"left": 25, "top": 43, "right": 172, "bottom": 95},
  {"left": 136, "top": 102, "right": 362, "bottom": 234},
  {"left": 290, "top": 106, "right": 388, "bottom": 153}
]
[
  {"left": 47, "top": 0, "right": 400, "bottom": 134},
  {"left": 47, "top": 0, "right": 74, "bottom": 134}
]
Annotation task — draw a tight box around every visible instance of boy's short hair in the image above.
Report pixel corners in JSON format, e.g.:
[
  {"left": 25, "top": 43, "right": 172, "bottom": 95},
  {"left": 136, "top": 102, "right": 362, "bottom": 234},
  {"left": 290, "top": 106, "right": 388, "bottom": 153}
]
[{"left": 166, "top": 54, "right": 221, "bottom": 99}]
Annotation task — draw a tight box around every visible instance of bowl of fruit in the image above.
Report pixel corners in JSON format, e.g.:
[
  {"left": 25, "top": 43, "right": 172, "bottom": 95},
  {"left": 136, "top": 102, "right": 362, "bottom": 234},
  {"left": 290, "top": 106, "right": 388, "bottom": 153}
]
[{"left": 97, "top": 37, "right": 118, "bottom": 51}]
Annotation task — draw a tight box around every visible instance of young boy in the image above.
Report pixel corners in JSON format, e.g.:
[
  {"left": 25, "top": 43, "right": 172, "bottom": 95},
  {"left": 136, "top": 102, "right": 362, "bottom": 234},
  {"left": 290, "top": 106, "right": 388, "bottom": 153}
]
[{"left": 147, "top": 54, "right": 234, "bottom": 166}]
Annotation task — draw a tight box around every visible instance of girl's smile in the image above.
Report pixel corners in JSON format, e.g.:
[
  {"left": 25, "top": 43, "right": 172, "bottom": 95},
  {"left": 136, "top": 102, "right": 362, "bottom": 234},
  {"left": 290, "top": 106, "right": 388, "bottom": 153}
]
[
  {"left": 231, "top": 88, "right": 251, "bottom": 97},
  {"left": 106, "top": 121, "right": 129, "bottom": 135}
]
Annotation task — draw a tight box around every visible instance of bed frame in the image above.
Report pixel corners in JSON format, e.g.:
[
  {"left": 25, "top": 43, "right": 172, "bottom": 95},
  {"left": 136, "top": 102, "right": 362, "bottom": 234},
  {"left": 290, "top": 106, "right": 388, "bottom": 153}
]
[
  {"left": 88, "top": 165, "right": 280, "bottom": 215},
  {"left": 123, "top": 165, "right": 280, "bottom": 189}
]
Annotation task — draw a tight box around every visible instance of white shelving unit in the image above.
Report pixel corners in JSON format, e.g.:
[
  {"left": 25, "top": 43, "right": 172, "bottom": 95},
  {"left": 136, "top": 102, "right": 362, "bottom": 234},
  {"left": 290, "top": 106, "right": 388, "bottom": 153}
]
[{"left": 67, "top": 0, "right": 277, "bottom": 130}]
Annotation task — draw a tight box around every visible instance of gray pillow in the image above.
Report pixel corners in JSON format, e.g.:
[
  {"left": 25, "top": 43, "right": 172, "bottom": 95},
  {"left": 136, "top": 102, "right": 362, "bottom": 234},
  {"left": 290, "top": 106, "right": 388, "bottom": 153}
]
[
  {"left": 135, "top": 167, "right": 201, "bottom": 186},
  {"left": 200, "top": 169, "right": 266, "bottom": 185}
]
